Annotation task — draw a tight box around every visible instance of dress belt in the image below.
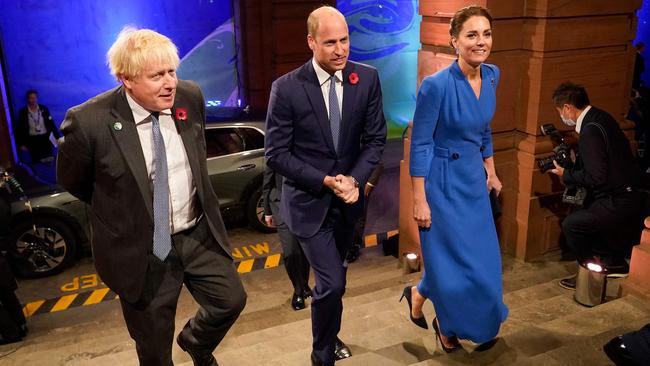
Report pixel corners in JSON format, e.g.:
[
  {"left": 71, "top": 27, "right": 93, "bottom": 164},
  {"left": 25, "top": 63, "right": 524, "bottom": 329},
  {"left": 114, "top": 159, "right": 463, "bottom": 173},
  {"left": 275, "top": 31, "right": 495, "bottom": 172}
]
[{"left": 434, "top": 145, "right": 485, "bottom": 160}]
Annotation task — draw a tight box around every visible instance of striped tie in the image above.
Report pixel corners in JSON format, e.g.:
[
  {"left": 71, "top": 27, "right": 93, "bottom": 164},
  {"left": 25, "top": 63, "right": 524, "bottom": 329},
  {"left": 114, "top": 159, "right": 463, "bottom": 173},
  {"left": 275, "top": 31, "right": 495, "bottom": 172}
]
[
  {"left": 151, "top": 112, "right": 172, "bottom": 261},
  {"left": 329, "top": 75, "right": 341, "bottom": 154}
]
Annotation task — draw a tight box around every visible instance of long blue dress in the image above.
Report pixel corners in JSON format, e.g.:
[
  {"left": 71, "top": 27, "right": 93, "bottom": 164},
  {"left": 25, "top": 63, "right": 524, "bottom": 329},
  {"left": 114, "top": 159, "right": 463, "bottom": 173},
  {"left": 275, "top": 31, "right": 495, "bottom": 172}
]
[{"left": 409, "top": 60, "right": 508, "bottom": 343}]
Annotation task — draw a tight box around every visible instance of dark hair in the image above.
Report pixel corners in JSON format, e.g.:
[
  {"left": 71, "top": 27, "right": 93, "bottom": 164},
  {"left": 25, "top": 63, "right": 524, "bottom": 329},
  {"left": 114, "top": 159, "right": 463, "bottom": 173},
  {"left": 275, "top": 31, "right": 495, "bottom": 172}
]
[
  {"left": 552, "top": 82, "right": 590, "bottom": 109},
  {"left": 25, "top": 89, "right": 37, "bottom": 99},
  {"left": 449, "top": 5, "right": 493, "bottom": 46}
]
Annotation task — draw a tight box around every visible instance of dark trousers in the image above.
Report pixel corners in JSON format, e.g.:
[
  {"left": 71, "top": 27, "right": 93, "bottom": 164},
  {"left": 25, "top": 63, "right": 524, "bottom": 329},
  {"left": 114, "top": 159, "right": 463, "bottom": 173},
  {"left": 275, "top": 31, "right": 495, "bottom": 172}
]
[
  {"left": 623, "top": 323, "right": 650, "bottom": 364},
  {"left": 119, "top": 217, "right": 247, "bottom": 366},
  {"left": 276, "top": 222, "right": 310, "bottom": 295},
  {"left": 296, "top": 202, "right": 354, "bottom": 364},
  {"left": 26, "top": 134, "right": 54, "bottom": 162},
  {"left": 0, "top": 288, "right": 26, "bottom": 342},
  {"left": 562, "top": 191, "right": 645, "bottom": 264}
]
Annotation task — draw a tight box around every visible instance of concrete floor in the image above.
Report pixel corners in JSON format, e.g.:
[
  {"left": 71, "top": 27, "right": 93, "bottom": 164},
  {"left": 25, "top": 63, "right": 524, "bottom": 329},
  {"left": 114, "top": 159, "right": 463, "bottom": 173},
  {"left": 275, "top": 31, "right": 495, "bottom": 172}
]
[
  {"left": 4, "top": 140, "right": 649, "bottom": 365},
  {"left": 2, "top": 244, "right": 650, "bottom": 365}
]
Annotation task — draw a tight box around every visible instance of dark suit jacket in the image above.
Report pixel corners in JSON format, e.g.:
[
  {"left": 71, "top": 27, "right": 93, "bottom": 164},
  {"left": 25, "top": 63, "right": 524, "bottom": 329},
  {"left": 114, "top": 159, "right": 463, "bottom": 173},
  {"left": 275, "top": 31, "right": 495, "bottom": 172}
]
[
  {"left": 262, "top": 165, "right": 285, "bottom": 225},
  {"left": 14, "top": 105, "right": 60, "bottom": 147},
  {"left": 265, "top": 60, "right": 386, "bottom": 237},
  {"left": 563, "top": 106, "right": 640, "bottom": 196},
  {"left": 56, "top": 80, "right": 231, "bottom": 303}
]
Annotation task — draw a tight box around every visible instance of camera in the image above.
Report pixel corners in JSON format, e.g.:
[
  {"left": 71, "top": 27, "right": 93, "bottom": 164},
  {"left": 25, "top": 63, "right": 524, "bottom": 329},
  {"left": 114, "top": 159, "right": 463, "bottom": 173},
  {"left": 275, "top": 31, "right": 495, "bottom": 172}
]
[{"left": 536, "top": 124, "right": 573, "bottom": 173}]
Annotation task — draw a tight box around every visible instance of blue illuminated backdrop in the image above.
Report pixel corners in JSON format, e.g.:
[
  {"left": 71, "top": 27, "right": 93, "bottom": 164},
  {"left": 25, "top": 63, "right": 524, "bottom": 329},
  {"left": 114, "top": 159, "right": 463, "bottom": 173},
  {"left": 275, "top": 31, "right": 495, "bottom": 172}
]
[
  {"left": 338, "top": 0, "right": 420, "bottom": 138},
  {"left": 637, "top": 0, "right": 650, "bottom": 87},
  {"left": 0, "top": 0, "right": 242, "bottom": 127}
]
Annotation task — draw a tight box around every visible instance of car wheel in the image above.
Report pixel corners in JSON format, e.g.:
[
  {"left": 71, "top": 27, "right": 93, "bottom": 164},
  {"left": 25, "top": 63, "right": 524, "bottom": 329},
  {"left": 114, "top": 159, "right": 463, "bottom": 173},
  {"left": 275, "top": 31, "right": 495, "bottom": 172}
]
[
  {"left": 9, "top": 217, "right": 77, "bottom": 278},
  {"left": 246, "top": 186, "right": 276, "bottom": 233}
]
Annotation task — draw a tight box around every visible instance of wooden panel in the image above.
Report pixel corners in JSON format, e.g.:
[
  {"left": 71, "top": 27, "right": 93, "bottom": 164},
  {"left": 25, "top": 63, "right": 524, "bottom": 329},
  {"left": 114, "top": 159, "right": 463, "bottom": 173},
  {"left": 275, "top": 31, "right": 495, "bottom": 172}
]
[{"left": 525, "top": 0, "right": 642, "bottom": 18}]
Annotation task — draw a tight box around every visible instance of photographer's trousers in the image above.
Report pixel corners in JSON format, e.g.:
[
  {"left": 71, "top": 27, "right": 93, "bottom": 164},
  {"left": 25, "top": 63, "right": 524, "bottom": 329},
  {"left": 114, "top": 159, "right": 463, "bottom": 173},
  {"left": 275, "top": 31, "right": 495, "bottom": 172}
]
[{"left": 562, "top": 190, "right": 646, "bottom": 264}]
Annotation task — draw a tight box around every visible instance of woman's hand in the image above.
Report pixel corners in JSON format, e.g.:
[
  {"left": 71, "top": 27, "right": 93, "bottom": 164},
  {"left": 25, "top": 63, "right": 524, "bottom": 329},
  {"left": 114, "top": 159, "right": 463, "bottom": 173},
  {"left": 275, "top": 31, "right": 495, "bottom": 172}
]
[
  {"left": 413, "top": 199, "right": 431, "bottom": 228},
  {"left": 487, "top": 174, "right": 502, "bottom": 196}
]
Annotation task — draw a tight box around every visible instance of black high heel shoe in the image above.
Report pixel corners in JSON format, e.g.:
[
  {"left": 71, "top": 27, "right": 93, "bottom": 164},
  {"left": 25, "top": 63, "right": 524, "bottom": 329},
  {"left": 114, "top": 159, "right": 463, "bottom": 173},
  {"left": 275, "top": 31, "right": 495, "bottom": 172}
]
[
  {"left": 432, "top": 317, "right": 460, "bottom": 353},
  {"left": 399, "top": 286, "right": 428, "bottom": 329}
]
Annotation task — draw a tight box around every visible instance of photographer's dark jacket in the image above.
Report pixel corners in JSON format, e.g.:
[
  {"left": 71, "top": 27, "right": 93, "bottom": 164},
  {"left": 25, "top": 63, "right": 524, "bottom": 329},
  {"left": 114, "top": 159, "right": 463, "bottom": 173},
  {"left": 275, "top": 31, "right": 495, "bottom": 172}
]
[{"left": 563, "top": 106, "right": 639, "bottom": 196}]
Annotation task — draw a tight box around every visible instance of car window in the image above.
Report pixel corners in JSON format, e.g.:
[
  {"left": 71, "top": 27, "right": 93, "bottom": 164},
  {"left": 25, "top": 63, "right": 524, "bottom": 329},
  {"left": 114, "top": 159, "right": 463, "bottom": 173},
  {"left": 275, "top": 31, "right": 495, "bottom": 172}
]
[
  {"left": 238, "top": 127, "right": 265, "bottom": 151},
  {"left": 205, "top": 128, "right": 245, "bottom": 158}
]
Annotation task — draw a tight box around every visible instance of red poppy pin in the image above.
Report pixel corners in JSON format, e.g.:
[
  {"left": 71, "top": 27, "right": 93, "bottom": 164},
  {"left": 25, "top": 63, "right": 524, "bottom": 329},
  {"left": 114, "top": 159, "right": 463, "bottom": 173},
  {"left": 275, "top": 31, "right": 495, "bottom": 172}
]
[
  {"left": 348, "top": 72, "right": 359, "bottom": 85},
  {"left": 175, "top": 107, "right": 188, "bottom": 121}
]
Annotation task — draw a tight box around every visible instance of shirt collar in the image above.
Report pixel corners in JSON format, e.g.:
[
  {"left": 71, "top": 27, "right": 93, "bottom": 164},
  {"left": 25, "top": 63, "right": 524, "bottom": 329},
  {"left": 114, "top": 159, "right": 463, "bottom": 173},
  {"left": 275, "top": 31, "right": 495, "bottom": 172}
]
[
  {"left": 312, "top": 58, "right": 343, "bottom": 86},
  {"left": 125, "top": 91, "right": 172, "bottom": 125},
  {"left": 575, "top": 105, "right": 592, "bottom": 133}
]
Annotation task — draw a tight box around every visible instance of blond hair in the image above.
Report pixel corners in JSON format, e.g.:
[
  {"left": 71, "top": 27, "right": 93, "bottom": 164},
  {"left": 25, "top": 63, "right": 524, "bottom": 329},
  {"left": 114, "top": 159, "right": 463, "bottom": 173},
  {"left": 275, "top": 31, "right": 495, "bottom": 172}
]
[
  {"left": 307, "top": 6, "right": 346, "bottom": 37},
  {"left": 107, "top": 27, "right": 179, "bottom": 80}
]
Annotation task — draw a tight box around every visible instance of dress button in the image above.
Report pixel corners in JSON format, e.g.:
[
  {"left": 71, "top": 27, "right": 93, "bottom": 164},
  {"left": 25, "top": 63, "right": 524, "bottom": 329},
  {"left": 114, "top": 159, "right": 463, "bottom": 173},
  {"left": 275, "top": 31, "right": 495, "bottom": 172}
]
[
  {"left": 480, "top": 145, "right": 485, "bottom": 152},
  {"left": 451, "top": 153, "right": 460, "bottom": 160}
]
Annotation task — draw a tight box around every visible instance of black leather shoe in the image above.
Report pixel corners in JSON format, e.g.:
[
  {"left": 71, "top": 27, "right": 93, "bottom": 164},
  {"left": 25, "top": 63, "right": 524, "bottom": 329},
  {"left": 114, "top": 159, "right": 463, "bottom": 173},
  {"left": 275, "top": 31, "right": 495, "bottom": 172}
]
[
  {"left": 346, "top": 245, "right": 361, "bottom": 263},
  {"left": 334, "top": 337, "right": 352, "bottom": 360},
  {"left": 604, "top": 336, "right": 639, "bottom": 366},
  {"left": 177, "top": 332, "right": 219, "bottom": 366},
  {"left": 291, "top": 293, "right": 306, "bottom": 310},
  {"left": 303, "top": 287, "right": 313, "bottom": 299},
  {"left": 559, "top": 275, "right": 576, "bottom": 290},
  {"left": 311, "top": 352, "right": 333, "bottom": 366}
]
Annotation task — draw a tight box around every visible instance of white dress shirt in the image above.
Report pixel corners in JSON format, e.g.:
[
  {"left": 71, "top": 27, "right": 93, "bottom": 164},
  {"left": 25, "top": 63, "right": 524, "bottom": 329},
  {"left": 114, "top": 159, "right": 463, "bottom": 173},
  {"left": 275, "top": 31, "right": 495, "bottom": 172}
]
[
  {"left": 126, "top": 92, "right": 198, "bottom": 234},
  {"left": 312, "top": 58, "right": 343, "bottom": 120},
  {"left": 575, "top": 105, "right": 592, "bottom": 133}
]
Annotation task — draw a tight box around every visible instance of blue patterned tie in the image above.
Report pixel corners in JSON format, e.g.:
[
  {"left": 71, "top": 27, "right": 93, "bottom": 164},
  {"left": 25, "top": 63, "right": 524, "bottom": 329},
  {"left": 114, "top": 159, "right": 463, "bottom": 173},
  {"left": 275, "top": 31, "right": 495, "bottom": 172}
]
[
  {"left": 151, "top": 112, "right": 172, "bottom": 261},
  {"left": 328, "top": 75, "right": 341, "bottom": 154}
]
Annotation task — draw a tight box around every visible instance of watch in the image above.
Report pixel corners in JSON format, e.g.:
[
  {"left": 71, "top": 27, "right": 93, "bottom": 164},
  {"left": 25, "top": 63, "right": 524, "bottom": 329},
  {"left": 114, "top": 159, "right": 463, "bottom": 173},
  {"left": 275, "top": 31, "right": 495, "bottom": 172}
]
[{"left": 350, "top": 176, "right": 360, "bottom": 188}]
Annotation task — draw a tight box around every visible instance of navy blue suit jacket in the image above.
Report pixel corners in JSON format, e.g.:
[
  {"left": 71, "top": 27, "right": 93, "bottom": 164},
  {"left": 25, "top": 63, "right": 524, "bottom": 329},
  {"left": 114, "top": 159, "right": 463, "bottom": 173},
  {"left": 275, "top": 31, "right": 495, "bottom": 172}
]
[{"left": 265, "top": 60, "right": 386, "bottom": 238}]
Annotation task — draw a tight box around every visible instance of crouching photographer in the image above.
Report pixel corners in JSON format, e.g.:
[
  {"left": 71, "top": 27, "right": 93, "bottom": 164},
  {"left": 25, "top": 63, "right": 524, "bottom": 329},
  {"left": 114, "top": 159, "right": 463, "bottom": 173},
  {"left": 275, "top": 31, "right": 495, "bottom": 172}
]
[{"left": 547, "top": 82, "right": 646, "bottom": 290}]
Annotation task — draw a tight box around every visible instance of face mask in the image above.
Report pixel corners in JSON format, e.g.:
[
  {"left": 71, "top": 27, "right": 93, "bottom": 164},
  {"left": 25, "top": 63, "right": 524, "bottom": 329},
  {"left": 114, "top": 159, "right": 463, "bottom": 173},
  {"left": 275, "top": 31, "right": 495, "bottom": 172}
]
[
  {"left": 560, "top": 106, "right": 576, "bottom": 127},
  {"left": 561, "top": 114, "right": 576, "bottom": 127}
]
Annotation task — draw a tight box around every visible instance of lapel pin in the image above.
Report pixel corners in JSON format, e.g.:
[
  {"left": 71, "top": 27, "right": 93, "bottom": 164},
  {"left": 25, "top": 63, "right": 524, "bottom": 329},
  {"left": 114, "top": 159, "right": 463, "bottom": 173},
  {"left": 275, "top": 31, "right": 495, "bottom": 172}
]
[{"left": 113, "top": 122, "right": 123, "bottom": 131}]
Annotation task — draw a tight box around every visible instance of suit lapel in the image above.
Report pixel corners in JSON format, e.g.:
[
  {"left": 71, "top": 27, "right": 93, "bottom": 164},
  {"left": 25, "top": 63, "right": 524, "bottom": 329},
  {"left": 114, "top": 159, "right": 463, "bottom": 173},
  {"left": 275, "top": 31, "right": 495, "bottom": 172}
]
[
  {"left": 301, "top": 62, "right": 337, "bottom": 154},
  {"left": 341, "top": 62, "right": 359, "bottom": 152},
  {"left": 109, "top": 87, "right": 153, "bottom": 219},
  {"left": 172, "top": 97, "right": 205, "bottom": 203}
]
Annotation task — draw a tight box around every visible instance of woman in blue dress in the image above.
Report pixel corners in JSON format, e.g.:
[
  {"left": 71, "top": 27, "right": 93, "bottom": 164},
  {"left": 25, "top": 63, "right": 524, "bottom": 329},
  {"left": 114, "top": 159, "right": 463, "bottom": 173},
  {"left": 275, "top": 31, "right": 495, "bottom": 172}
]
[{"left": 400, "top": 5, "right": 508, "bottom": 352}]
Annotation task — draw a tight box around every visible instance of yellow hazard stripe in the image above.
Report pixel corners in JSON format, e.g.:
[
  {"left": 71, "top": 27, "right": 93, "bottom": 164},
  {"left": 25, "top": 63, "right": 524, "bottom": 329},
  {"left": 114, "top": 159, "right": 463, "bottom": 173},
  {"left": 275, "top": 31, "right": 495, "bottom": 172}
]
[
  {"left": 237, "top": 259, "right": 254, "bottom": 273},
  {"left": 23, "top": 300, "right": 45, "bottom": 317},
  {"left": 83, "top": 287, "right": 111, "bottom": 306},
  {"left": 365, "top": 234, "right": 378, "bottom": 247},
  {"left": 265, "top": 253, "right": 281, "bottom": 268},
  {"left": 50, "top": 294, "right": 78, "bottom": 312}
]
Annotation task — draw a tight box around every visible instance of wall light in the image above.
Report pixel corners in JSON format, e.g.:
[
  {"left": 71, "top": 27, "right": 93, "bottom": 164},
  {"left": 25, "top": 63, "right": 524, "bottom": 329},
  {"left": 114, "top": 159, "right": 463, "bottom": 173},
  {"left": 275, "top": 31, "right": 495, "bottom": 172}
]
[{"left": 403, "top": 252, "right": 420, "bottom": 274}]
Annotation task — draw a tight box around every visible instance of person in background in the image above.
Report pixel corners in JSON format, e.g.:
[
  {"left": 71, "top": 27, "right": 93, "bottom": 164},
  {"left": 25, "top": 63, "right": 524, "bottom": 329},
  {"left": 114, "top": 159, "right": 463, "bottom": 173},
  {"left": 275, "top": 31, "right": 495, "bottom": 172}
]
[
  {"left": 263, "top": 165, "right": 312, "bottom": 310},
  {"left": 548, "top": 82, "right": 645, "bottom": 290},
  {"left": 633, "top": 42, "right": 645, "bottom": 92},
  {"left": 14, "top": 90, "right": 61, "bottom": 163},
  {"left": 346, "top": 162, "right": 383, "bottom": 263},
  {"left": 405, "top": 5, "right": 508, "bottom": 353},
  {"left": 0, "top": 169, "right": 27, "bottom": 345}
]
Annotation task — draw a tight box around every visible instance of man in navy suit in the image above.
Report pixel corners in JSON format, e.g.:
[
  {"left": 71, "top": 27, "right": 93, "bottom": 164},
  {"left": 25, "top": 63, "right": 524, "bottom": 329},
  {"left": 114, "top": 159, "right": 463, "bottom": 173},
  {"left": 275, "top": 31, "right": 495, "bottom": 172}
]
[{"left": 265, "top": 6, "right": 386, "bottom": 365}]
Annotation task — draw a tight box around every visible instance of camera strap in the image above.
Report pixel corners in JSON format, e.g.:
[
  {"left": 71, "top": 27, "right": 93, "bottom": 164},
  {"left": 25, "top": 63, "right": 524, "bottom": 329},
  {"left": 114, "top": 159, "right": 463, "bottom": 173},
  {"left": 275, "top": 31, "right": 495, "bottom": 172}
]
[{"left": 585, "top": 122, "right": 609, "bottom": 153}]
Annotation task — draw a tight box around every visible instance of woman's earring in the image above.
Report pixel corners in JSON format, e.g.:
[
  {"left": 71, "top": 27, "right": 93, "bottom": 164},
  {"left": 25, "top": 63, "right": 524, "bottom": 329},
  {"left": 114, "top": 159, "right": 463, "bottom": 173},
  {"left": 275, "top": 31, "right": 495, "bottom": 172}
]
[{"left": 455, "top": 48, "right": 459, "bottom": 54}]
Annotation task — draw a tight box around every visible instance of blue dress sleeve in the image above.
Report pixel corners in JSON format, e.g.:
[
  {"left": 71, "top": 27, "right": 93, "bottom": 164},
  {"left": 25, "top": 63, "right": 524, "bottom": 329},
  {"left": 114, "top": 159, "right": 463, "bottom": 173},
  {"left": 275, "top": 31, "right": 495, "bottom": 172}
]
[
  {"left": 481, "top": 64, "right": 499, "bottom": 159},
  {"left": 410, "top": 75, "right": 444, "bottom": 177}
]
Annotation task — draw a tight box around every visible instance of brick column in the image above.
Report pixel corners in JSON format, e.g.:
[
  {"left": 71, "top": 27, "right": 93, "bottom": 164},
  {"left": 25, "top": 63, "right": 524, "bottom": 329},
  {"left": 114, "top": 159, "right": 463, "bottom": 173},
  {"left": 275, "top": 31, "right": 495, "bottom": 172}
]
[
  {"left": 401, "top": 0, "right": 641, "bottom": 260},
  {"left": 624, "top": 218, "right": 650, "bottom": 300}
]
